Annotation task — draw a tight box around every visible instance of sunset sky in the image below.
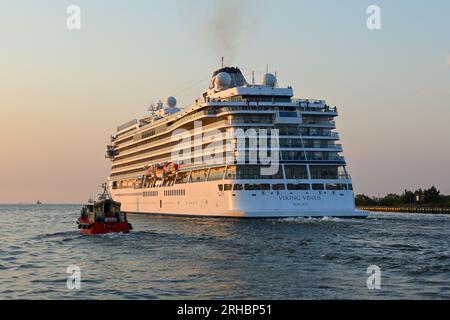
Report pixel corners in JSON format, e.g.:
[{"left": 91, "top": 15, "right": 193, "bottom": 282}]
[{"left": 1, "top": 0, "right": 449, "bottom": 203}]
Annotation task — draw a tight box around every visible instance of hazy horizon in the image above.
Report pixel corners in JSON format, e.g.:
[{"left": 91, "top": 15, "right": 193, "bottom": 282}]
[{"left": 1, "top": 0, "right": 449, "bottom": 203}]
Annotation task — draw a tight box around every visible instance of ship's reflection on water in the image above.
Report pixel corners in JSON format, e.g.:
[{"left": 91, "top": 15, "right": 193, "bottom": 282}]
[{"left": 1, "top": 205, "right": 450, "bottom": 299}]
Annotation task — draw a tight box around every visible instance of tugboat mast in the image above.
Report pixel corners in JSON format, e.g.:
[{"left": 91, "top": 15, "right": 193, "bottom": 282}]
[{"left": 98, "top": 182, "right": 111, "bottom": 201}]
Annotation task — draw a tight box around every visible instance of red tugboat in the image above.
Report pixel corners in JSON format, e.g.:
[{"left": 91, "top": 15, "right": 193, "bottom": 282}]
[{"left": 77, "top": 183, "right": 132, "bottom": 235}]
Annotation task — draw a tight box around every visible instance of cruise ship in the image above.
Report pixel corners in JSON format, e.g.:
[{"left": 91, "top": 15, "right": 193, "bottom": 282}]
[{"left": 106, "top": 66, "right": 367, "bottom": 218}]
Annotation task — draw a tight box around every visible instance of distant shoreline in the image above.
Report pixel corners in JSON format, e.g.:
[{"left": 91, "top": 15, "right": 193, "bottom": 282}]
[{"left": 359, "top": 206, "right": 450, "bottom": 214}]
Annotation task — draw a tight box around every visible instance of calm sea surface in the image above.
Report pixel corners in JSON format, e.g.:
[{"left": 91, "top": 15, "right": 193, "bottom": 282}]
[{"left": 1, "top": 204, "right": 449, "bottom": 299}]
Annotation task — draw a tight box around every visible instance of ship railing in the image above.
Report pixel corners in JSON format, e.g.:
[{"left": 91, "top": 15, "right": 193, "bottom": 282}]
[
  {"left": 117, "top": 119, "right": 138, "bottom": 133},
  {"left": 208, "top": 105, "right": 338, "bottom": 114},
  {"left": 330, "top": 132, "right": 340, "bottom": 138},
  {"left": 329, "top": 143, "right": 343, "bottom": 149},
  {"left": 306, "top": 156, "right": 345, "bottom": 162},
  {"left": 303, "top": 144, "right": 342, "bottom": 150},
  {"left": 115, "top": 120, "right": 230, "bottom": 159},
  {"left": 292, "top": 99, "right": 326, "bottom": 104},
  {"left": 302, "top": 120, "right": 336, "bottom": 126},
  {"left": 302, "top": 132, "right": 340, "bottom": 138},
  {"left": 299, "top": 106, "right": 338, "bottom": 113},
  {"left": 338, "top": 172, "right": 352, "bottom": 180},
  {"left": 211, "top": 106, "right": 280, "bottom": 113}
]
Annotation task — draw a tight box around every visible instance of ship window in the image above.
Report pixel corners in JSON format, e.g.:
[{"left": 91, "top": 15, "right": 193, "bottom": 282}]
[
  {"left": 236, "top": 165, "right": 283, "bottom": 180},
  {"left": 142, "top": 130, "right": 156, "bottom": 139},
  {"left": 282, "top": 151, "right": 305, "bottom": 161},
  {"left": 224, "top": 184, "right": 233, "bottom": 191},
  {"left": 326, "top": 183, "right": 347, "bottom": 190},
  {"left": 278, "top": 126, "right": 300, "bottom": 136},
  {"left": 232, "top": 114, "right": 273, "bottom": 124},
  {"left": 190, "top": 169, "right": 208, "bottom": 183},
  {"left": 285, "top": 165, "right": 308, "bottom": 179},
  {"left": 312, "top": 184, "right": 324, "bottom": 190},
  {"left": 244, "top": 184, "right": 261, "bottom": 191},
  {"left": 287, "top": 184, "right": 310, "bottom": 190},
  {"left": 233, "top": 184, "right": 243, "bottom": 191},
  {"left": 175, "top": 172, "right": 190, "bottom": 184},
  {"left": 279, "top": 112, "right": 298, "bottom": 118},
  {"left": 280, "top": 138, "right": 303, "bottom": 148},
  {"left": 238, "top": 166, "right": 260, "bottom": 179},
  {"left": 261, "top": 184, "right": 271, "bottom": 191},
  {"left": 272, "top": 184, "right": 285, "bottom": 190},
  {"left": 348, "top": 184, "right": 353, "bottom": 190},
  {"left": 225, "top": 166, "right": 237, "bottom": 180},
  {"left": 208, "top": 167, "right": 225, "bottom": 181},
  {"left": 218, "top": 185, "right": 224, "bottom": 191},
  {"left": 310, "top": 166, "right": 339, "bottom": 179}
]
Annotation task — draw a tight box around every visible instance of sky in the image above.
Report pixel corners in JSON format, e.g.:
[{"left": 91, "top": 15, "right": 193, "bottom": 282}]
[{"left": 0, "top": 0, "right": 449, "bottom": 203}]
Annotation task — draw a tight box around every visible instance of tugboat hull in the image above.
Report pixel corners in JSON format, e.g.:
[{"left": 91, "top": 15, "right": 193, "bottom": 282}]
[{"left": 78, "top": 220, "right": 132, "bottom": 235}]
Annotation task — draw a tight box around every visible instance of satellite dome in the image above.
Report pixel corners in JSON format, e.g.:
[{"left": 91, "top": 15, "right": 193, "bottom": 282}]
[
  {"left": 261, "top": 73, "right": 277, "bottom": 87},
  {"left": 165, "top": 96, "right": 177, "bottom": 108},
  {"left": 214, "top": 72, "right": 232, "bottom": 90}
]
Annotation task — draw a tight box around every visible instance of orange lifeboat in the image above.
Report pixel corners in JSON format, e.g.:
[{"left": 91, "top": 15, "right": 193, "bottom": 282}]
[
  {"left": 145, "top": 162, "right": 178, "bottom": 179},
  {"left": 164, "top": 162, "right": 179, "bottom": 178}
]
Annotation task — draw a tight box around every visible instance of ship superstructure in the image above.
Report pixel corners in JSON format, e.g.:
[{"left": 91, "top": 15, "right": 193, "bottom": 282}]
[{"left": 106, "top": 66, "right": 367, "bottom": 218}]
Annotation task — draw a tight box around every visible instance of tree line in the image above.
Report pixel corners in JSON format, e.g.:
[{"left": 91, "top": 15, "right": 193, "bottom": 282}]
[{"left": 355, "top": 186, "right": 450, "bottom": 207}]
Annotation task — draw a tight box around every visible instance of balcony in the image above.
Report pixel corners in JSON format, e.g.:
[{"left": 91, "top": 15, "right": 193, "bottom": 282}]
[
  {"left": 307, "top": 156, "right": 345, "bottom": 162},
  {"left": 339, "top": 172, "right": 352, "bottom": 180},
  {"left": 300, "top": 120, "right": 336, "bottom": 128}
]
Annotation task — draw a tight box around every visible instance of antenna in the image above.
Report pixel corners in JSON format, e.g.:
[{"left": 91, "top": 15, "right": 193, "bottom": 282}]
[
  {"left": 266, "top": 64, "right": 269, "bottom": 74},
  {"left": 252, "top": 71, "right": 255, "bottom": 85},
  {"left": 221, "top": 57, "right": 224, "bottom": 68}
]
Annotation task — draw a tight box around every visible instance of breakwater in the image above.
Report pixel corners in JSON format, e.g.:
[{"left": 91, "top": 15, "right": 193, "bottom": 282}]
[{"left": 358, "top": 206, "right": 450, "bottom": 214}]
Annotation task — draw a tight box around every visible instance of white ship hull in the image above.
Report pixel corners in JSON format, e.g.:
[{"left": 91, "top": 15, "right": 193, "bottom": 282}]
[{"left": 111, "top": 180, "right": 368, "bottom": 218}]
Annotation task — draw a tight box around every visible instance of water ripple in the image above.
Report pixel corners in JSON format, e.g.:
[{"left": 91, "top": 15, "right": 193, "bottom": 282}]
[{"left": 1, "top": 206, "right": 450, "bottom": 299}]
